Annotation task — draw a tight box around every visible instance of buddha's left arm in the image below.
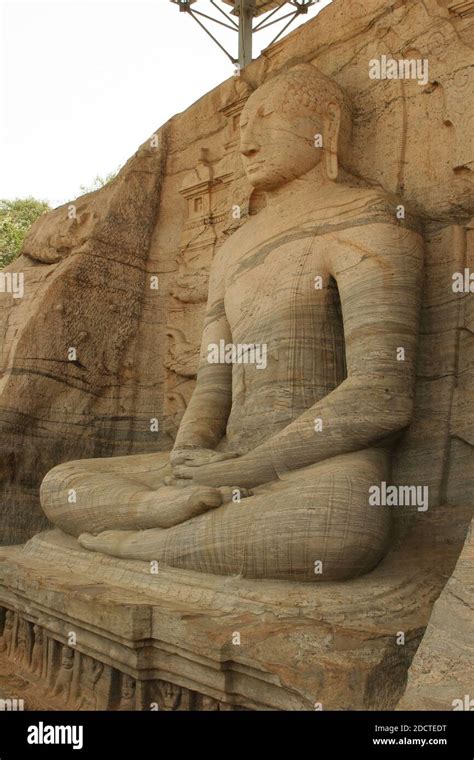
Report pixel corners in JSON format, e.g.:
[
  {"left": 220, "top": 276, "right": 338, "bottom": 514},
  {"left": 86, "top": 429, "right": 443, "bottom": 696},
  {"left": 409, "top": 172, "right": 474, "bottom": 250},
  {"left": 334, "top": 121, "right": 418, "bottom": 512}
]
[{"left": 191, "top": 222, "right": 424, "bottom": 489}]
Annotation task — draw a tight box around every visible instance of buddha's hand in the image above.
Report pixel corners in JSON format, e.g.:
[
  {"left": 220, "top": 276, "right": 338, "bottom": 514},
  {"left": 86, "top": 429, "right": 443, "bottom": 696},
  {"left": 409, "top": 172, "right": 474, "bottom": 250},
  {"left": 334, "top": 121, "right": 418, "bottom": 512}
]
[
  {"left": 164, "top": 447, "right": 240, "bottom": 487},
  {"left": 170, "top": 447, "right": 239, "bottom": 468},
  {"left": 172, "top": 451, "right": 277, "bottom": 490}
]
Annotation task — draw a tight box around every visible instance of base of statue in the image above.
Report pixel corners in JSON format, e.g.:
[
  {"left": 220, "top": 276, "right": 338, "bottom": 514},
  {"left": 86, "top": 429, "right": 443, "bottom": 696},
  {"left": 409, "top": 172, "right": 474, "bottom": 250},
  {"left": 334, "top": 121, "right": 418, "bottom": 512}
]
[{"left": 0, "top": 510, "right": 468, "bottom": 711}]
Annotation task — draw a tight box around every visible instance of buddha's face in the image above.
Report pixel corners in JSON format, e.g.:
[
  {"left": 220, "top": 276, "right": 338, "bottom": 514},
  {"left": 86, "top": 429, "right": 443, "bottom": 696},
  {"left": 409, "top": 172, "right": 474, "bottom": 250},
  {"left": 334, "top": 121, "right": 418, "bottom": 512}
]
[{"left": 240, "top": 78, "right": 324, "bottom": 191}]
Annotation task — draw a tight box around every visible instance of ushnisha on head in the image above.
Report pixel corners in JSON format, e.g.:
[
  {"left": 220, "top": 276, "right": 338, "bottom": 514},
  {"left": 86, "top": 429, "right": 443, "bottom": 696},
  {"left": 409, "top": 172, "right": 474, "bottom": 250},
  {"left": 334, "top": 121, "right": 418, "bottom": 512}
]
[{"left": 239, "top": 64, "right": 352, "bottom": 190}]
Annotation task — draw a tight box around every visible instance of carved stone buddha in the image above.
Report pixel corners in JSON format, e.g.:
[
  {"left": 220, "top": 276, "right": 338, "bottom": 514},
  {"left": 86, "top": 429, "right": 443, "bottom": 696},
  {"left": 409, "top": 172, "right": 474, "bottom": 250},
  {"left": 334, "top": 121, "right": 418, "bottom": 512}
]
[{"left": 39, "top": 64, "right": 423, "bottom": 582}]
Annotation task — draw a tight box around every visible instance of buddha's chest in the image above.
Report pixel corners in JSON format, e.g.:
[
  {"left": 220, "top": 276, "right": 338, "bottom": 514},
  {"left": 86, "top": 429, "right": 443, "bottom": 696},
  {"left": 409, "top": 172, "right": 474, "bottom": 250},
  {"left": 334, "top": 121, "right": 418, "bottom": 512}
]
[{"left": 224, "top": 230, "right": 338, "bottom": 335}]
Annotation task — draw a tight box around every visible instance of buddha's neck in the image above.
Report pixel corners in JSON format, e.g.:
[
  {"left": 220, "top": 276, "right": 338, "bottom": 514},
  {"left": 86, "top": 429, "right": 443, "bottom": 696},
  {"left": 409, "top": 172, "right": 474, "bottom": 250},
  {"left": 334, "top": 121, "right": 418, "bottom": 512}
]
[{"left": 264, "top": 164, "right": 334, "bottom": 211}]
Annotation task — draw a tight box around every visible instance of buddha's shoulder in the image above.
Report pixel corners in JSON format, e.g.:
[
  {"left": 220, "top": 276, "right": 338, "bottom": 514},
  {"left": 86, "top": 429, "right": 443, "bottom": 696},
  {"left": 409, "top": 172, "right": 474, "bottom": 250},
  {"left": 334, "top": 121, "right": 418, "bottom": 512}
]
[
  {"left": 304, "top": 184, "right": 420, "bottom": 233},
  {"left": 310, "top": 185, "right": 400, "bottom": 220}
]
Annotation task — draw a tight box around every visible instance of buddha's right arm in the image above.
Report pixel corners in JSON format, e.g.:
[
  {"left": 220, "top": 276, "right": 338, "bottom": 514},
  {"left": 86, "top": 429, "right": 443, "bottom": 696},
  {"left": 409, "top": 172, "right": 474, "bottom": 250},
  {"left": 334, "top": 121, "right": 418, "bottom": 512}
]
[{"left": 172, "top": 251, "right": 233, "bottom": 452}]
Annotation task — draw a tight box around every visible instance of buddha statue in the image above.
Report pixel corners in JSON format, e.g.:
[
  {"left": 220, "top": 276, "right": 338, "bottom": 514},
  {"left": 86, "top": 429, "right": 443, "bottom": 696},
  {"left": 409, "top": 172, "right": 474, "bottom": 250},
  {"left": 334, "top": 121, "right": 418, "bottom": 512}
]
[{"left": 40, "top": 64, "right": 423, "bottom": 582}]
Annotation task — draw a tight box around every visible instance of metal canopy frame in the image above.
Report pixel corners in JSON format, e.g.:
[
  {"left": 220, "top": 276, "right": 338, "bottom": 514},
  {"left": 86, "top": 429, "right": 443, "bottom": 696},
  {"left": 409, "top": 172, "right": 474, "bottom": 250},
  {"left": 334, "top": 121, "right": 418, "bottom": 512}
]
[{"left": 169, "top": 0, "right": 317, "bottom": 69}]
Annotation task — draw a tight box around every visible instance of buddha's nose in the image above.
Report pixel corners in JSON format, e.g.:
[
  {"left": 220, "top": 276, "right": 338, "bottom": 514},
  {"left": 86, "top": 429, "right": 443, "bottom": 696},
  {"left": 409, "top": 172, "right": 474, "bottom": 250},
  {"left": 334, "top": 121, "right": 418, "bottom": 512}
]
[{"left": 240, "top": 137, "right": 260, "bottom": 157}]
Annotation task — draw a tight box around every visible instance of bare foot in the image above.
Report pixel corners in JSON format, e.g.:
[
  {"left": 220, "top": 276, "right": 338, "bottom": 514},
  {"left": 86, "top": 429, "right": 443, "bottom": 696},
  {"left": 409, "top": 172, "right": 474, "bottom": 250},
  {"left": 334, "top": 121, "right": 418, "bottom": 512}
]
[
  {"left": 137, "top": 485, "right": 252, "bottom": 529},
  {"left": 78, "top": 529, "right": 165, "bottom": 560},
  {"left": 136, "top": 485, "right": 223, "bottom": 528},
  {"left": 78, "top": 487, "right": 253, "bottom": 560}
]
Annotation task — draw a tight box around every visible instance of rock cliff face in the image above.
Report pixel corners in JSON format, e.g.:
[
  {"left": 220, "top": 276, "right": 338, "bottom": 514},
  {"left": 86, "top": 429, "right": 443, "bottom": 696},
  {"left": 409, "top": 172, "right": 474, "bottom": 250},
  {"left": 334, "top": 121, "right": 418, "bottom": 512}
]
[
  {"left": 0, "top": 0, "right": 472, "bottom": 712},
  {"left": 397, "top": 520, "right": 474, "bottom": 710},
  {"left": 0, "top": 128, "right": 171, "bottom": 542},
  {"left": 0, "top": 0, "right": 473, "bottom": 550}
]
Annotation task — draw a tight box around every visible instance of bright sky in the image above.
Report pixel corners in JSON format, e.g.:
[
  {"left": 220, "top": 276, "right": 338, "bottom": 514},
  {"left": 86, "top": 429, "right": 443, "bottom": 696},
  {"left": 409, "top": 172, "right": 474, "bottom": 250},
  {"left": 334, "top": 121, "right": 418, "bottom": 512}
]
[{"left": 0, "top": 0, "right": 331, "bottom": 206}]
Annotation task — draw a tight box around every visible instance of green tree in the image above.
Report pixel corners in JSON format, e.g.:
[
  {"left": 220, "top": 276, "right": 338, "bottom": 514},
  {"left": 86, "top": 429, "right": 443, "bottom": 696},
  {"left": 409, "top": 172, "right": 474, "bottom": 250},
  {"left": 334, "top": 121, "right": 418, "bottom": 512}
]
[
  {"left": 79, "top": 167, "right": 120, "bottom": 195},
  {"left": 0, "top": 197, "right": 51, "bottom": 269}
]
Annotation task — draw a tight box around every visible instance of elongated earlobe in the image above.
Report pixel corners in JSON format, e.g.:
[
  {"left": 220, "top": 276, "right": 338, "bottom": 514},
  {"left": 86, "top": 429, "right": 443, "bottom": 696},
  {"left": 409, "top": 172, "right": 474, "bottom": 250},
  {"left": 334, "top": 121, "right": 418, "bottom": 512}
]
[{"left": 324, "top": 102, "right": 341, "bottom": 181}]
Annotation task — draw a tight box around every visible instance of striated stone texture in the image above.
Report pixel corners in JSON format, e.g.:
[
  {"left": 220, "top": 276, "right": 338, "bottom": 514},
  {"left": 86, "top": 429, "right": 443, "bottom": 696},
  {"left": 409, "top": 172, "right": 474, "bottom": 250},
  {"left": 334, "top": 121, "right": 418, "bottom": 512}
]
[
  {"left": 0, "top": 126, "right": 171, "bottom": 544},
  {"left": 0, "top": 0, "right": 473, "bottom": 546},
  {"left": 0, "top": 504, "right": 469, "bottom": 711},
  {"left": 397, "top": 520, "right": 474, "bottom": 711},
  {"left": 39, "top": 62, "right": 425, "bottom": 583},
  {"left": 0, "top": 0, "right": 472, "bottom": 711}
]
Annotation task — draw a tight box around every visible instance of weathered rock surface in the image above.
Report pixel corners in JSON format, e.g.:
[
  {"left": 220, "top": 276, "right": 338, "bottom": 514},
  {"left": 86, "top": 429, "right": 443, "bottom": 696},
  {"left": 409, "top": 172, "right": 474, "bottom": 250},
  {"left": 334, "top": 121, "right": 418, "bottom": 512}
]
[
  {"left": 397, "top": 520, "right": 474, "bottom": 711},
  {"left": 1, "top": 0, "right": 473, "bottom": 546},
  {"left": 0, "top": 504, "right": 470, "bottom": 710},
  {"left": 0, "top": 0, "right": 472, "bottom": 711},
  {"left": 0, "top": 126, "right": 171, "bottom": 543}
]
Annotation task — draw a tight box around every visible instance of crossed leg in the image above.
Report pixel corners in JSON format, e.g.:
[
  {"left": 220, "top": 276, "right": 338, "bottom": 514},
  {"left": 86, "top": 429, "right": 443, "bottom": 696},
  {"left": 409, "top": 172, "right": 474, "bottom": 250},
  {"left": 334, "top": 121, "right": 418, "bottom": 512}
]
[
  {"left": 40, "top": 451, "right": 239, "bottom": 537},
  {"left": 77, "top": 447, "right": 392, "bottom": 582}
]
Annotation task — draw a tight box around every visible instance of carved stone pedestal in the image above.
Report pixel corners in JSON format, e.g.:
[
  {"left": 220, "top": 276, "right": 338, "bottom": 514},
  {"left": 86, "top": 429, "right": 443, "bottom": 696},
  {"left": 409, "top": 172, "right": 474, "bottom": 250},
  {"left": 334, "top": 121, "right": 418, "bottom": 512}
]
[{"left": 0, "top": 507, "right": 469, "bottom": 711}]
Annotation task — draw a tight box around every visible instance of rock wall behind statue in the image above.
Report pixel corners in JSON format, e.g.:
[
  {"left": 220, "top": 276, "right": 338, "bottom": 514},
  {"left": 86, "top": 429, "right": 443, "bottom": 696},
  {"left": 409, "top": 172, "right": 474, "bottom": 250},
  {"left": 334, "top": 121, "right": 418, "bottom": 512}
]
[{"left": 0, "top": 0, "right": 472, "bottom": 543}]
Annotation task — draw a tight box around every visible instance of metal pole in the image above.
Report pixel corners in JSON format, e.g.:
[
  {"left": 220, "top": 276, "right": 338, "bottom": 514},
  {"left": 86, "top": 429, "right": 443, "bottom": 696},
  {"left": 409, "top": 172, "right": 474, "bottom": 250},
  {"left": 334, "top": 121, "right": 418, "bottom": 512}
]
[{"left": 236, "top": 0, "right": 256, "bottom": 70}]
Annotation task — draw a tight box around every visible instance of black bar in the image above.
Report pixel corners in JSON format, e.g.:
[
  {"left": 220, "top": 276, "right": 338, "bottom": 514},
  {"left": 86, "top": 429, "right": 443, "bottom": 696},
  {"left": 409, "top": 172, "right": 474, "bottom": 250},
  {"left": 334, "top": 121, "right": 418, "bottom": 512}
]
[{"left": 0, "top": 710, "right": 472, "bottom": 758}]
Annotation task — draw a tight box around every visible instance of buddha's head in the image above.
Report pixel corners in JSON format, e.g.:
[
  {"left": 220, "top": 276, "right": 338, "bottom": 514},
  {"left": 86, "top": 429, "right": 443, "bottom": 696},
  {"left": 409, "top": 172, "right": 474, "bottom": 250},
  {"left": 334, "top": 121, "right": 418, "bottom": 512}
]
[{"left": 240, "top": 64, "right": 351, "bottom": 191}]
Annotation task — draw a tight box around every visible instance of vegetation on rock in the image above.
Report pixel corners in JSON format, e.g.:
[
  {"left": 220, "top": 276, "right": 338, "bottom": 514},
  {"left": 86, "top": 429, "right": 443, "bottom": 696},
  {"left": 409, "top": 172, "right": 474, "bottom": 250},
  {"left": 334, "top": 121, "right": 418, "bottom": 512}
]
[{"left": 0, "top": 197, "right": 51, "bottom": 269}]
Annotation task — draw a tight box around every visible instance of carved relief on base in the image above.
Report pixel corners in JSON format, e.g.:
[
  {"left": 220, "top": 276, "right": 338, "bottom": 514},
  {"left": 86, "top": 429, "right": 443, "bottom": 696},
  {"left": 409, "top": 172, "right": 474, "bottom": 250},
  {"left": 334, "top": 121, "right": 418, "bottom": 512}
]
[{"left": 0, "top": 607, "right": 247, "bottom": 711}]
